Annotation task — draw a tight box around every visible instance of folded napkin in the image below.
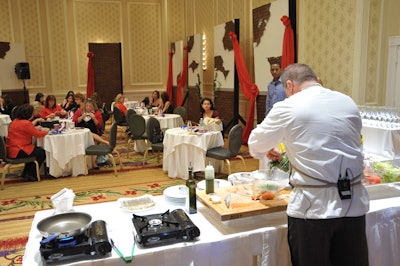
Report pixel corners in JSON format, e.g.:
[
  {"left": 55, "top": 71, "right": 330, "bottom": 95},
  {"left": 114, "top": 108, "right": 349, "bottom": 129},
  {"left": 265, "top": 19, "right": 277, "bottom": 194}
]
[{"left": 204, "top": 117, "right": 223, "bottom": 131}]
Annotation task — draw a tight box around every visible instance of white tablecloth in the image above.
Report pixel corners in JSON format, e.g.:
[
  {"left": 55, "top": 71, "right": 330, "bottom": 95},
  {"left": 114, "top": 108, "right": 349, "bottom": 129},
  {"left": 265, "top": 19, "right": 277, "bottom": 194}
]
[
  {"left": 0, "top": 114, "right": 11, "bottom": 136},
  {"left": 362, "top": 123, "right": 400, "bottom": 159},
  {"left": 23, "top": 185, "right": 400, "bottom": 266},
  {"left": 111, "top": 101, "right": 139, "bottom": 112},
  {"left": 36, "top": 128, "right": 94, "bottom": 177},
  {"left": 134, "top": 114, "right": 184, "bottom": 152},
  {"left": 163, "top": 127, "right": 224, "bottom": 179}
]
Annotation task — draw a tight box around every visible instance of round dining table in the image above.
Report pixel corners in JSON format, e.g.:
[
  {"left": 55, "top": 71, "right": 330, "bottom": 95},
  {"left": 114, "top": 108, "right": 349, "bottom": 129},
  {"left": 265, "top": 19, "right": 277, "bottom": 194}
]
[
  {"left": 162, "top": 127, "right": 224, "bottom": 179},
  {"left": 36, "top": 128, "right": 94, "bottom": 177}
]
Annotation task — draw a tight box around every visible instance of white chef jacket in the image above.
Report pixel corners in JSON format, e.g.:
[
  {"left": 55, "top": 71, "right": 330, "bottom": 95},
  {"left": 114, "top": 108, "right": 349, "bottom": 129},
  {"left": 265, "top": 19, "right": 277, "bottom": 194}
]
[{"left": 248, "top": 85, "right": 369, "bottom": 219}]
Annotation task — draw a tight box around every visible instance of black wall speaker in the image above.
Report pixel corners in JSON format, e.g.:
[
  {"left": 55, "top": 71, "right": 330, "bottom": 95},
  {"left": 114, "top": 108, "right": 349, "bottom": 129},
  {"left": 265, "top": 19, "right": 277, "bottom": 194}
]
[{"left": 15, "top": 62, "right": 30, "bottom": 80}]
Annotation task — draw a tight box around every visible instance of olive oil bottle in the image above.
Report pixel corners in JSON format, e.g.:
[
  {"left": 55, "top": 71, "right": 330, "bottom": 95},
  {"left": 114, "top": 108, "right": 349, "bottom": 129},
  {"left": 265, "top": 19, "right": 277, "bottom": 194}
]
[{"left": 185, "top": 163, "right": 197, "bottom": 214}]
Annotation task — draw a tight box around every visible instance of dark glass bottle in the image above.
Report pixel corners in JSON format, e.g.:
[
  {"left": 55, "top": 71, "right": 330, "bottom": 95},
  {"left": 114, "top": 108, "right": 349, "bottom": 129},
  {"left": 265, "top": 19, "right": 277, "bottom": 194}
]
[{"left": 186, "top": 163, "right": 197, "bottom": 214}]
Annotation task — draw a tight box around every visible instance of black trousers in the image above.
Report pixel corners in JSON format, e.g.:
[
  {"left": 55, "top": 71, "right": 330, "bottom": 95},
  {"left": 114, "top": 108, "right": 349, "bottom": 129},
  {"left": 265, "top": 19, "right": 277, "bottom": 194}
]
[
  {"left": 17, "top": 147, "right": 46, "bottom": 177},
  {"left": 288, "top": 215, "right": 369, "bottom": 266}
]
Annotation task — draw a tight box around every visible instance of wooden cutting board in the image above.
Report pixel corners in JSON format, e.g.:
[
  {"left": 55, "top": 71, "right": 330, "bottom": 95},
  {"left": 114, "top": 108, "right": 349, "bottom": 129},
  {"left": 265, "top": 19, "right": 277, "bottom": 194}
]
[{"left": 197, "top": 185, "right": 290, "bottom": 221}]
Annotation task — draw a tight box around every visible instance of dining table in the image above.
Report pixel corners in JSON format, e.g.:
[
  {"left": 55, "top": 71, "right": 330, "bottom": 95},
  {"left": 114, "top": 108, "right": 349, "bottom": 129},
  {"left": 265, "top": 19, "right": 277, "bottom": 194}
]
[
  {"left": 133, "top": 114, "right": 184, "bottom": 152},
  {"left": 23, "top": 182, "right": 400, "bottom": 266},
  {"left": 163, "top": 127, "right": 224, "bottom": 179},
  {"left": 0, "top": 114, "right": 11, "bottom": 136},
  {"left": 36, "top": 128, "right": 94, "bottom": 177}
]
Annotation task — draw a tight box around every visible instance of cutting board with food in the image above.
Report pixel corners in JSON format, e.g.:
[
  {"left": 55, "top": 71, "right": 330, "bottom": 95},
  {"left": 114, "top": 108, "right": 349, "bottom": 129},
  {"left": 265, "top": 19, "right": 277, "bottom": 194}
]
[{"left": 197, "top": 185, "right": 290, "bottom": 221}]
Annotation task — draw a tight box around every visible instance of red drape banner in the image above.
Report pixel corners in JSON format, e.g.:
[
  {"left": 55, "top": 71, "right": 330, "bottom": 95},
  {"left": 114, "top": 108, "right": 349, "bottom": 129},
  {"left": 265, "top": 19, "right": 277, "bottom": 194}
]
[
  {"left": 166, "top": 50, "right": 174, "bottom": 103},
  {"left": 86, "top": 51, "right": 95, "bottom": 98},
  {"left": 229, "top": 32, "right": 259, "bottom": 144},
  {"left": 280, "top": 16, "right": 295, "bottom": 70},
  {"left": 176, "top": 46, "right": 188, "bottom": 107}
]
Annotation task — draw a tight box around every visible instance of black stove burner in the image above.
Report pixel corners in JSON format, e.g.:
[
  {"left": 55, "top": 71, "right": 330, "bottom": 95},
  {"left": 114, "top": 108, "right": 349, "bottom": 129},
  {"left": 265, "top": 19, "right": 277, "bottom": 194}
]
[
  {"left": 39, "top": 220, "right": 111, "bottom": 264},
  {"left": 132, "top": 209, "right": 200, "bottom": 247}
]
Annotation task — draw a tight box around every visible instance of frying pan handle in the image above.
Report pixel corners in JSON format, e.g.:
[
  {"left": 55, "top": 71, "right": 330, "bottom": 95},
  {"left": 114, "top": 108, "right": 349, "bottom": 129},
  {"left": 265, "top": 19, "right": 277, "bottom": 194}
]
[{"left": 40, "top": 234, "right": 58, "bottom": 244}]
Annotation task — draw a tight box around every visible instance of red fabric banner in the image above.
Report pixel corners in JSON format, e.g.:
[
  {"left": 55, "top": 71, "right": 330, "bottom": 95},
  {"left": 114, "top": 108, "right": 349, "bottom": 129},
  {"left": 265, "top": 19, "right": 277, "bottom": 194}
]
[
  {"left": 86, "top": 51, "right": 95, "bottom": 98},
  {"left": 176, "top": 46, "right": 188, "bottom": 107},
  {"left": 229, "top": 32, "right": 259, "bottom": 144},
  {"left": 166, "top": 50, "right": 174, "bottom": 103},
  {"left": 280, "top": 16, "right": 295, "bottom": 70}
]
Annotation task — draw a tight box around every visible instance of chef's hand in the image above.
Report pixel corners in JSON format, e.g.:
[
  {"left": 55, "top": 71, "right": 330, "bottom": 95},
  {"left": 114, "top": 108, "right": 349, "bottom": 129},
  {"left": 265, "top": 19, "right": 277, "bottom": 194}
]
[{"left": 267, "top": 148, "right": 282, "bottom": 162}]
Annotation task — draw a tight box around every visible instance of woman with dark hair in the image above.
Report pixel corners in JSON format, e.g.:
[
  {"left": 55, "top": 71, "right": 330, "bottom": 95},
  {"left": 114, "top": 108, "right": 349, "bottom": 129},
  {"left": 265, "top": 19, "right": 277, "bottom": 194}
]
[
  {"left": 200, "top": 97, "right": 220, "bottom": 119},
  {"left": 0, "top": 95, "right": 15, "bottom": 115},
  {"left": 34, "top": 92, "right": 45, "bottom": 105},
  {"left": 61, "top": 91, "right": 77, "bottom": 112},
  {"left": 40, "top": 95, "right": 67, "bottom": 119},
  {"left": 149, "top": 90, "right": 160, "bottom": 107},
  {"left": 156, "top": 92, "right": 173, "bottom": 114},
  {"left": 6, "top": 104, "right": 49, "bottom": 181}
]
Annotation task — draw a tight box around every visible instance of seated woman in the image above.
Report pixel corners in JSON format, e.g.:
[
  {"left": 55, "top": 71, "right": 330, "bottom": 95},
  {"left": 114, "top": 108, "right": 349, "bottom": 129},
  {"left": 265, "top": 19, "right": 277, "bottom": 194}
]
[
  {"left": 73, "top": 99, "right": 109, "bottom": 146},
  {"left": 0, "top": 95, "right": 15, "bottom": 115},
  {"left": 6, "top": 104, "right": 49, "bottom": 181},
  {"left": 40, "top": 95, "right": 67, "bottom": 120},
  {"left": 200, "top": 97, "right": 220, "bottom": 119},
  {"left": 74, "top": 92, "right": 85, "bottom": 110},
  {"left": 34, "top": 92, "right": 45, "bottom": 105},
  {"left": 155, "top": 92, "right": 173, "bottom": 114},
  {"left": 61, "top": 91, "right": 78, "bottom": 112},
  {"left": 30, "top": 101, "right": 45, "bottom": 127},
  {"left": 114, "top": 93, "right": 127, "bottom": 116},
  {"left": 149, "top": 90, "right": 161, "bottom": 108}
]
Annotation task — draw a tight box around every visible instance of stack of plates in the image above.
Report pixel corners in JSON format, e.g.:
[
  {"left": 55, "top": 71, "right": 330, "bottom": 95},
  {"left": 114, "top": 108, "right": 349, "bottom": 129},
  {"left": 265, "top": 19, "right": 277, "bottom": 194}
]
[{"left": 163, "top": 185, "right": 187, "bottom": 204}]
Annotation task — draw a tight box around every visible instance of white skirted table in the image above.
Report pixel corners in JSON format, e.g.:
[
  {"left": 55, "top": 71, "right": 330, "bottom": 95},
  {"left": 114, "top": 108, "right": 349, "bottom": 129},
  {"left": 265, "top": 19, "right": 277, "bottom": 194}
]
[
  {"left": 36, "top": 128, "right": 94, "bottom": 177},
  {"left": 23, "top": 183, "right": 400, "bottom": 266},
  {"left": 0, "top": 114, "right": 11, "bottom": 136},
  {"left": 362, "top": 123, "right": 400, "bottom": 159},
  {"left": 163, "top": 127, "right": 224, "bottom": 179}
]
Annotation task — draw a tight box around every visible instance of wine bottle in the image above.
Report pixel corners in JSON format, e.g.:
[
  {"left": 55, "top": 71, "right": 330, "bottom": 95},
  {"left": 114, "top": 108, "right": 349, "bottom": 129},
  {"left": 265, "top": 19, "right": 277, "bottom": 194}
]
[
  {"left": 205, "top": 162, "right": 215, "bottom": 194},
  {"left": 185, "top": 163, "right": 197, "bottom": 214}
]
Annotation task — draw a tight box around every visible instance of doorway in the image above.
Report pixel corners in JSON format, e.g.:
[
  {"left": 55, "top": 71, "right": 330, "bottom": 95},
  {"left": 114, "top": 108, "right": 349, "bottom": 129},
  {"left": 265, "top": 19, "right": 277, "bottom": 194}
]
[{"left": 88, "top": 43, "right": 122, "bottom": 110}]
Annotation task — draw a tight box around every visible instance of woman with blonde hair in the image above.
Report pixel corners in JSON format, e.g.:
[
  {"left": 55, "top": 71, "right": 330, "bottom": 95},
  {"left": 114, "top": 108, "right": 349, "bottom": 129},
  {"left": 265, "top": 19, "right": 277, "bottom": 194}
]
[{"left": 114, "top": 93, "right": 127, "bottom": 116}]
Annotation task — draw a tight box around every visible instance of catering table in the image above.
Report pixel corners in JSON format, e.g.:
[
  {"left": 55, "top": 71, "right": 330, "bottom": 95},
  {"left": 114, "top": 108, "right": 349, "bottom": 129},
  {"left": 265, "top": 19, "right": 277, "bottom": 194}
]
[
  {"left": 0, "top": 114, "right": 11, "bottom": 136},
  {"left": 163, "top": 127, "right": 224, "bottom": 179},
  {"left": 362, "top": 122, "right": 400, "bottom": 159},
  {"left": 36, "top": 128, "right": 94, "bottom": 177},
  {"left": 134, "top": 114, "right": 184, "bottom": 152},
  {"left": 23, "top": 183, "right": 400, "bottom": 266}
]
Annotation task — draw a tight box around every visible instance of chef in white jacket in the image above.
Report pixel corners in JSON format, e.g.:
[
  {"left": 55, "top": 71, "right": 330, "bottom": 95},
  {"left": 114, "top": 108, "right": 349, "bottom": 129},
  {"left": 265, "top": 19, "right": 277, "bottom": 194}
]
[{"left": 248, "top": 63, "right": 369, "bottom": 266}]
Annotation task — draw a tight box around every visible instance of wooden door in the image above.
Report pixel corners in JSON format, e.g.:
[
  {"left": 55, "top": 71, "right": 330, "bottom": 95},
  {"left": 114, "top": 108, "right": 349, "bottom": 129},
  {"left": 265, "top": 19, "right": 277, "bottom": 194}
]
[{"left": 88, "top": 43, "right": 122, "bottom": 110}]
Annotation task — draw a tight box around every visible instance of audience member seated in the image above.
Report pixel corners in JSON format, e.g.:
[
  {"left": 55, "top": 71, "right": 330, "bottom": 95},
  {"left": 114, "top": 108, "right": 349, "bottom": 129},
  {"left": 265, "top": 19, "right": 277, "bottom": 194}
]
[
  {"left": 30, "top": 101, "right": 45, "bottom": 127},
  {"left": 6, "top": 104, "right": 49, "bottom": 182},
  {"left": 73, "top": 99, "right": 109, "bottom": 146},
  {"left": 34, "top": 92, "right": 45, "bottom": 105},
  {"left": 40, "top": 95, "right": 67, "bottom": 120},
  {"left": 200, "top": 97, "right": 220, "bottom": 119},
  {"left": 61, "top": 91, "right": 78, "bottom": 112},
  {"left": 0, "top": 95, "right": 15, "bottom": 115},
  {"left": 74, "top": 92, "right": 85, "bottom": 110},
  {"left": 114, "top": 93, "right": 127, "bottom": 116},
  {"left": 149, "top": 90, "right": 161, "bottom": 108},
  {"left": 155, "top": 92, "right": 173, "bottom": 114}
]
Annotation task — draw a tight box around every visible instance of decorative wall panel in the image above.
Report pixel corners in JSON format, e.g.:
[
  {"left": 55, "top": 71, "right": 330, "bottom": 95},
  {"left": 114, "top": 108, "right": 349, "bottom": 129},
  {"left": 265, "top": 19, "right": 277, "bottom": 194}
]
[
  {"left": 301, "top": 0, "right": 356, "bottom": 95},
  {"left": 167, "top": 0, "right": 186, "bottom": 43},
  {"left": 74, "top": 0, "right": 122, "bottom": 86},
  {"left": 47, "top": 0, "right": 70, "bottom": 91},
  {"left": 128, "top": 2, "right": 162, "bottom": 85},
  {"left": 0, "top": 0, "right": 13, "bottom": 41},
  {"left": 19, "top": 0, "right": 45, "bottom": 88}
]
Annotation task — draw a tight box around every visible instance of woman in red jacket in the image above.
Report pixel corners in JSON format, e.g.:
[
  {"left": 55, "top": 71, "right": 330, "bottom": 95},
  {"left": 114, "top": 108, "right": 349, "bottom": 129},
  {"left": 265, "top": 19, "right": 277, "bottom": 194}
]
[
  {"left": 40, "top": 94, "right": 67, "bottom": 120},
  {"left": 6, "top": 104, "right": 49, "bottom": 181}
]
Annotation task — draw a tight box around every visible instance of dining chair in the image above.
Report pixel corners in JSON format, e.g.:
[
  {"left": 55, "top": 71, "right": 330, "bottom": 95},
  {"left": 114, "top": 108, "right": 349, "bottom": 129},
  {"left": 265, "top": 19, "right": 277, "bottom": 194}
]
[
  {"left": 205, "top": 124, "right": 245, "bottom": 175},
  {"left": 113, "top": 106, "right": 128, "bottom": 139},
  {"left": 126, "top": 114, "right": 147, "bottom": 158},
  {"left": 84, "top": 122, "right": 122, "bottom": 176},
  {"left": 173, "top": 106, "right": 187, "bottom": 123},
  {"left": 0, "top": 137, "right": 40, "bottom": 189},
  {"left": 126, "top": 108, "right": 136, "bottom": 119},
  {"left": 143, "top": 117, "right": 164, "bottom": 165}
]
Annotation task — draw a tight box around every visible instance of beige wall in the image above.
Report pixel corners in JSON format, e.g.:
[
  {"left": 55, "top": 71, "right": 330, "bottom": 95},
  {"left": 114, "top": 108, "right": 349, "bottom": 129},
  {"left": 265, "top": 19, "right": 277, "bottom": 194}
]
[{"left": 0, "top": 0, "right": 399, "bottom": 108}]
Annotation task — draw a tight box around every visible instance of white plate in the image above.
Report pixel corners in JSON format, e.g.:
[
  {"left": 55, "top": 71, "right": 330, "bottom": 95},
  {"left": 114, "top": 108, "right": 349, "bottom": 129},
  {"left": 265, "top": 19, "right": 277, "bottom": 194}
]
[
  {"left": 163, "top": 185, "right": 187, "bottom": 204},
  {"left": 197, "top": 179, "right": 232, "bottom": 190},
  {"left": 117, "top": 195, "right": 156, "bottom": 213}
]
